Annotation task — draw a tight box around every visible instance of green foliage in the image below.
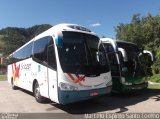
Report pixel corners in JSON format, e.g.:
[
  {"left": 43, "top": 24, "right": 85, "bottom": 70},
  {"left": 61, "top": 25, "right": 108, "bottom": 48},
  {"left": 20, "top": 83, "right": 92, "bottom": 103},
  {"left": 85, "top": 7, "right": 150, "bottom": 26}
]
[
  {"left": 0, "top": 24, "right": 52, "bottom": 56},
  {"left": 152, "top": 49, "right": 160, "bottom": 74},
  {"left": 149, "top": 74, "right": 160, "bottom": 83},
  {"left": 0, "top": 75, "right": 7, "bottom": 81},
  {"left": 148, "top": 84, "right": 160, "bottom": 89},
  {"left": 0, "top": 64, "right": 6, "bottom": 68},
  {"left": 0, "top": 35, "right": 5, "bottom": 53},
  {"left": 115, "top": 13, "right": 160, "bottom": 75},
  {"left": 115, "top": 14, "right": 160, "bottom": 52}
]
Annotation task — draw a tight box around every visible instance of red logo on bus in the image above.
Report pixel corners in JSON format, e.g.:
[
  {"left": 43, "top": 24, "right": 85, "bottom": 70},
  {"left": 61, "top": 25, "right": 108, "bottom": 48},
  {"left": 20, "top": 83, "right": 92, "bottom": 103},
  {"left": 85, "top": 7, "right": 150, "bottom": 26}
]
[
  {"left": 12, "top": 63, "right": 20, "bottom": 80},
  {"left": 67, "top": 73, "right": 85, "bottom": 84}
]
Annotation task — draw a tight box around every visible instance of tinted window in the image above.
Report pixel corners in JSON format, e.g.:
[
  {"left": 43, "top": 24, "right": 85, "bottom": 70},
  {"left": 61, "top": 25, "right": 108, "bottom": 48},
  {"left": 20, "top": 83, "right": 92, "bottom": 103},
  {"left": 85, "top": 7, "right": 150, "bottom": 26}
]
[
  {"left": 9, "top": 42, "right": 33, "bottom": 63},
  {"left": 117, "top": 42, "right": 140, "bottom": 52},
  {"left": 33, "top": 37, "right": 49, "bottom": 62},
  {"left": 58, "top": 31, "right": 110, "bottom": 75},
  {"left": 104, "top": 43, "right": 114, "bottom": 53},
  {"left": 15, "top": 42, "right": 33, "bottom": 60},
  {"left": 33, "top": 36, "right": 57, "bottom": 70},
  {"left": 47, "top": 41, "right": 57, "bottom": 70}
]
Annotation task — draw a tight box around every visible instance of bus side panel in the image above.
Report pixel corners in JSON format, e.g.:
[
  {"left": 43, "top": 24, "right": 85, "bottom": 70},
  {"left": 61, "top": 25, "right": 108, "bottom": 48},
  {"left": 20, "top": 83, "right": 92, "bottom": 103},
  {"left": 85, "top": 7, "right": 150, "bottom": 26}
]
[
  {"left": 7, "top": 58, "right": 33, "bottom": 91},
  {"left": 48, "top": 67, "right": 58, "bottom": 103},
  {"left": 20, "top": 59, "right": 32, "bottom": 91},
  {"left": 31, "top": 61, "right": 49, "bottom": 98}
]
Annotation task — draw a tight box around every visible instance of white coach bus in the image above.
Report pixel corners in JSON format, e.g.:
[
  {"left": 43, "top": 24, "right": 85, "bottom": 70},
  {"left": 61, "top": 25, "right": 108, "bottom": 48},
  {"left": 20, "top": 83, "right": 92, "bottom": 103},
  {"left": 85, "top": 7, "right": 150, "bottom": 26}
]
[{"left": 7, "top": 24, "right": 112, "bottom": 104}]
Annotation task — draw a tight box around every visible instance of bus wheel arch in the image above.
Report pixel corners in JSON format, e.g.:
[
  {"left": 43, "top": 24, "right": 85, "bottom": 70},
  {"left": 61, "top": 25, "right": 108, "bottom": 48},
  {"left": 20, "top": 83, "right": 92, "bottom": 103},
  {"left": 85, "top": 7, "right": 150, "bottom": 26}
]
[
  {"left": 32, "top": 79, "right": 37, "bottom": 93},
  {"left": 33, "top": 79, "right": 46, "bottom": 103}
]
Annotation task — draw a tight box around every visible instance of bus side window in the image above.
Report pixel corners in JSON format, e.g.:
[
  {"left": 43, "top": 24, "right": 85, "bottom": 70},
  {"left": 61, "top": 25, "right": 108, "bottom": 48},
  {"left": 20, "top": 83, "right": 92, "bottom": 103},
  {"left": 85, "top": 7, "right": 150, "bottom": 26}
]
[
  {"left": 33, "top": 37, "right": 48, "bottom": 63},
  {"left": 47, "top": 38, "right": 57, "bottom": 70}
]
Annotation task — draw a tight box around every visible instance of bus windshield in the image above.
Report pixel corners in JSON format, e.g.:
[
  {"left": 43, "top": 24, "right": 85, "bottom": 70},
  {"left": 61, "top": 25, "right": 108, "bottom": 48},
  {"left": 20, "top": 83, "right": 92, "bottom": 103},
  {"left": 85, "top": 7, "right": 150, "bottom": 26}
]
[
  {"left": 103, "top": 43, "right": 120, "bottom": 76},
  {"left": 117, "top": 42, "right": 146, "bottom": 77},
  {"left": 57, "top": 31, "right": 110, "bottom": 75},
  {"left": 117, "top": 42, "right": 140, "bottom": 53}
]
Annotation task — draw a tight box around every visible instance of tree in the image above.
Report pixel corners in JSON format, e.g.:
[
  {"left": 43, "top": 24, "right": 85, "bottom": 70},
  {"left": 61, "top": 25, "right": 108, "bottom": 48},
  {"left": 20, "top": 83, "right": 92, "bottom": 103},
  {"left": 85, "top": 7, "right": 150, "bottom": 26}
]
[
  {"left": 115, "top": 13, "right": 160, "bottom": 74},
  {"left": 115, "top": 14, "right": 160, "bottom": 51},
  {"left": 0, "top": 24, "right": 52, "bottom": 55}
]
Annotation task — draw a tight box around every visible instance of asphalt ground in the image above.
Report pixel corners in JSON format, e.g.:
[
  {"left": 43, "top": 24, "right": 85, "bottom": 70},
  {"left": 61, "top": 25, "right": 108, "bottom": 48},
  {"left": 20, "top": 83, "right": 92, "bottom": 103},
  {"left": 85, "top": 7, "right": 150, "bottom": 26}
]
[{"left": 0, "top": 81, "right": 160, "bottom": 119}]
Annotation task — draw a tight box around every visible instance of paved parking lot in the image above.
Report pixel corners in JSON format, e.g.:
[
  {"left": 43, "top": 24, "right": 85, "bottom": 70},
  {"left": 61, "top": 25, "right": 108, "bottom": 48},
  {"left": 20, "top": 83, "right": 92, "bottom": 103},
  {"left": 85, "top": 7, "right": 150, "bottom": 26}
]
[{"left": 0, "top": 81, "right": 160, "bottom": 118}]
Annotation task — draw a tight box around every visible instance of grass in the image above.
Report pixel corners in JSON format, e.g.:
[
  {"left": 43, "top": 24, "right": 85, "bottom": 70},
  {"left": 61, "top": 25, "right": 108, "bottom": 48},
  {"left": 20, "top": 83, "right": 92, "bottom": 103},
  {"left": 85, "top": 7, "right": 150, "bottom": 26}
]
[
  {"left": 148, "top": 74, "right": 160, "bottom": 89},
  {"left": 0, "top": 75, "right": 7, "bottom": 81},
  {"left": 148, "top": 74, "right": 160, "bottom": 83},
  {"left": 148, "top": 84, "right": 160, "bottom": 89}
]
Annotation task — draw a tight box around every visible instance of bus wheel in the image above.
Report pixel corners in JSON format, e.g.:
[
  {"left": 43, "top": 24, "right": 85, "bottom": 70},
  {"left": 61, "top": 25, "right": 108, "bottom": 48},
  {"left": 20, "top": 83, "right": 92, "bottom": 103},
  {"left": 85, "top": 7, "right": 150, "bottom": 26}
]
[
  {"left": 11, "top": 78, "right": 17, "bottom": 90},
  {"left": 34, "top": 82, "right": 46, "bottom": 103}
]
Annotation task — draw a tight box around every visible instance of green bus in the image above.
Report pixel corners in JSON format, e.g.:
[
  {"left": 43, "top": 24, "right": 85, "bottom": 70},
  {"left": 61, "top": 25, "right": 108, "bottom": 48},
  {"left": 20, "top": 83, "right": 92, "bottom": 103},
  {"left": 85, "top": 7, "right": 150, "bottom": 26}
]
[{"left": 101, "top": 38, "right": 153, "bottom": 93}]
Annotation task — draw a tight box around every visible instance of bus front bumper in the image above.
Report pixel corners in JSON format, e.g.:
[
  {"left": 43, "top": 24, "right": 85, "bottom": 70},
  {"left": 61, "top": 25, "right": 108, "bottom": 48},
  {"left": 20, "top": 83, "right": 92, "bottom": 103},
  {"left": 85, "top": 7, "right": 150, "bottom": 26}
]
[
  {"left": 112, "top": 77, "right": 148, "bottom": 93},
  {"left": 122, "top": 82, "right": 148, "bottom": 91},
  {"left": 58, "top": 86, "right": 112, "bottom": 105}
]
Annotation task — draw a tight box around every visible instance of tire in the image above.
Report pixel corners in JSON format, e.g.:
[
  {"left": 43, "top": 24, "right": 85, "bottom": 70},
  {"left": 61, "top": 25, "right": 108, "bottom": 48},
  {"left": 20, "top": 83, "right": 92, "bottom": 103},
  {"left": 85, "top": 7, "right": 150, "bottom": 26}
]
[
  {"left": 34, "top": 82, "right": 46, "bottom": 103},
  {"left": 11, "top": 78, "right": 17, "bottom": 90}
]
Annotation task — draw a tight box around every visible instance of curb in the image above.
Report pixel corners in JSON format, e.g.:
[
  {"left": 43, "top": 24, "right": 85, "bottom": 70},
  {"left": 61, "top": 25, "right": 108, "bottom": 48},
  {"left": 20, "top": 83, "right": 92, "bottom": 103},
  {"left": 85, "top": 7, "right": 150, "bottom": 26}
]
[{"left": 148, "top": 81, "right": 160, "bottom": 85}]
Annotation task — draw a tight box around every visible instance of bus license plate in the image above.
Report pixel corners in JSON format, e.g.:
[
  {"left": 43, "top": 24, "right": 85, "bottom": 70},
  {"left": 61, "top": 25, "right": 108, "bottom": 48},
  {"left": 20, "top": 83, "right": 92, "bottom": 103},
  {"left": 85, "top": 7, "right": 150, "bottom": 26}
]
[{"left": 90, "top": 92, "right": 98, "bottom": 96}]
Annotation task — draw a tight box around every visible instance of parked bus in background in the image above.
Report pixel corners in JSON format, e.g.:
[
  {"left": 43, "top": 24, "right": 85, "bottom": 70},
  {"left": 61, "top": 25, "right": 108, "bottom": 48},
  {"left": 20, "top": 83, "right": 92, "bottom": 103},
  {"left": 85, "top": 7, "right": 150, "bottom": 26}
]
[
  {"left": 7, "top": 24, "right": 112, "bottom": 104},
  {"left": 101, "top": 38, "right": 153, "bottom": 93}
]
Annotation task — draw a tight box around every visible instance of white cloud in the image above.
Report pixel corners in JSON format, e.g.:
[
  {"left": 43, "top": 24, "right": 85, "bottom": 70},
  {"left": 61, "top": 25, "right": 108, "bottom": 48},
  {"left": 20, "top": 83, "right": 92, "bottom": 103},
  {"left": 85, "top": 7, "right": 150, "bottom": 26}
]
[{"left": 90, "top": 23, "right": 101, "bottom": 27}]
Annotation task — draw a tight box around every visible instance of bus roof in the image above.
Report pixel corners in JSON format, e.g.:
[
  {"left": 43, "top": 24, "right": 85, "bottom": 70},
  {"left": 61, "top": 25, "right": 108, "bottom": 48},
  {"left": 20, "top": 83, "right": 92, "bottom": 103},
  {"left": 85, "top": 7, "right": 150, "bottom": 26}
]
[
  {"left": 10, "top": 23, "right": 96, "bottom": 56},
  {"left": 34, "top": 23, "right": 96, "bottom": 41},
  {"left": 101, "top": 37, "right": 137, "bottom": 46}
]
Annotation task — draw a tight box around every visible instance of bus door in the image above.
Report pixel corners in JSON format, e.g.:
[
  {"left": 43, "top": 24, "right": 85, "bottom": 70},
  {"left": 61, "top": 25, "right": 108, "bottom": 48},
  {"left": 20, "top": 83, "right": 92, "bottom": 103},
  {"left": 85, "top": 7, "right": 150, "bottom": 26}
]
[{"left": 47, "top": 40, "right": 58, "bottom": 102}]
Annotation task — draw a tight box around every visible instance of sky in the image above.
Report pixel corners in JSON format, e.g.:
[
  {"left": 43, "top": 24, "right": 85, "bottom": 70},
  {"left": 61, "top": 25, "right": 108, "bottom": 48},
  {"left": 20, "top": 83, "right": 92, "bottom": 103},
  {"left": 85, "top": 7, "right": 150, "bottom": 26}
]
[{"left": 0, "top": 0, "right": 160, "bottom": 38}]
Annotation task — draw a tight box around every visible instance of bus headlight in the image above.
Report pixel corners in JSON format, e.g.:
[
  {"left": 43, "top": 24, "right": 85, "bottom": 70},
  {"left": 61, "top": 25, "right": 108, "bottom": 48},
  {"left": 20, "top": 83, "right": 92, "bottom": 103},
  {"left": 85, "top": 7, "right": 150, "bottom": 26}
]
[
  {"left": 125, "top": 82, "right": 132, "bottom": 85},
  {"left": 60, "top": 82, "right": 78, "bottom": 91},
  {"left": 120, "top": 77, "right": 132, "bottom": 85},
  {"left": 120, "top": 77, "right": 126, "bottom": 84}
]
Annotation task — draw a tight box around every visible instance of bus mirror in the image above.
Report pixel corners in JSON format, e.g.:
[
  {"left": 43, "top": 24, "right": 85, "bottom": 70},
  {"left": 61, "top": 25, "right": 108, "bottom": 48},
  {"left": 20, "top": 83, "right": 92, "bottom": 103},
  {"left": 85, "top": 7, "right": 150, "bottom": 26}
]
[
  {"left": 96, "top": 52, "right": 99, "bottom": 62},
  {"left": 139, "top": 46, "right": 144, "bottom": 52},
  {"left": 118, "top": 48, "right": 128, "bottom": 62},
  {"left": 96, "top": 51, "right": 106, "bottom": 65},
  {"left": 142, "top": 50, "right": 154, "bottom": 65},
  {"left": 96, "top": 52, "right": 104, "bottom": 60}
]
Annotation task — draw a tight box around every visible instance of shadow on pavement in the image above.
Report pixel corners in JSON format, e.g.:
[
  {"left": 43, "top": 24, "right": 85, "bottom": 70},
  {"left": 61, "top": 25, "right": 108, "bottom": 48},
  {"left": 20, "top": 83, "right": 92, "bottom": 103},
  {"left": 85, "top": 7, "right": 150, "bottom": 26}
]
[
  {"left": 17, "top": 85, "right": 160, "bottom": 114},
  {"left": 49, "top": 89, "right": 160, "bottom": 114}
]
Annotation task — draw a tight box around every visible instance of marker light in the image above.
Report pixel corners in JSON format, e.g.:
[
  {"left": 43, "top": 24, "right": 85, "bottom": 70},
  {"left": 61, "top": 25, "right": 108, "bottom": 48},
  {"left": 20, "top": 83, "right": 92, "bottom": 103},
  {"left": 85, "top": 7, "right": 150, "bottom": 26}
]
[{"left": 68, "top": 25, "right": 91, "bottom": 32}]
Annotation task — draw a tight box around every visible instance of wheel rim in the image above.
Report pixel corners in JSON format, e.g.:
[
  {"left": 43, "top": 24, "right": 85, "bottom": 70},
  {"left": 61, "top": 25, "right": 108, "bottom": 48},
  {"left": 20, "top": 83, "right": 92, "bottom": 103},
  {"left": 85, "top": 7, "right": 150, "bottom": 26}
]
[{"left": 35, "top": 84, "right": 40, "bottom": 99}]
